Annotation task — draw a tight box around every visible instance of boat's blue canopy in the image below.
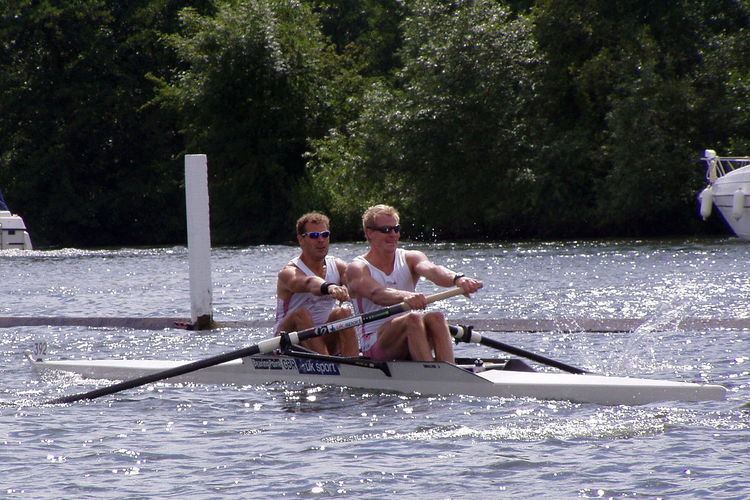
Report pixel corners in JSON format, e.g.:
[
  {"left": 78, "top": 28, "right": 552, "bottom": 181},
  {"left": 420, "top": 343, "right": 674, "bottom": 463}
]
[{"left": 0, "top": 187, "right": 8, "bottom": 211}]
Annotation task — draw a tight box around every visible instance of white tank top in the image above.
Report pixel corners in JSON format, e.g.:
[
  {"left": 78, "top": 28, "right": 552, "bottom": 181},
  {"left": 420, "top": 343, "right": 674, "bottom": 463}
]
[
  {"left": 274, "top": 255, "right": 341, "bottom": 333},
  {"left": 352, "top": 248, "right": 416, "bottom": 351}
]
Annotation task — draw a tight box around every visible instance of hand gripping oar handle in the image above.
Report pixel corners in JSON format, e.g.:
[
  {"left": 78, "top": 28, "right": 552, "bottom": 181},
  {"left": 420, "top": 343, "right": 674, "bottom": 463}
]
[
  {"left": 47, "top": 287, "right": 465, "bottom": 404},
  {"left": 449, "top": 324, "right": 588, "bottom": 374}
]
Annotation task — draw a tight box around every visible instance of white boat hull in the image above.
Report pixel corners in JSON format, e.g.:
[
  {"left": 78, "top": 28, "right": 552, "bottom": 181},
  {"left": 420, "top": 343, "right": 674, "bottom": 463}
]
[
  {"left": 710, "top": 167, "right": 750, "bottom": 240},
  {"left": 700, "top": 150, "right": 750, "bottom": 240},
  {"left": 0, "top": 210, "right": 32, "bottom": 250},
  {"left": 30, "top": 354, "right": 726, "bottom": 406}
]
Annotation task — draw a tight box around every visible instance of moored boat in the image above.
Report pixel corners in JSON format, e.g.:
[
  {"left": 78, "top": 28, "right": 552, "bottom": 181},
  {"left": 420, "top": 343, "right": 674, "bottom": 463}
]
[
  {"left": 28, "top": 348, "right": 726, "bottom": 406},
  {"left": 0, "top": 188, "right": 33, "bottom": 250},
  {"left": 699, "top": 149, "right": 750, "bottom": 240}
]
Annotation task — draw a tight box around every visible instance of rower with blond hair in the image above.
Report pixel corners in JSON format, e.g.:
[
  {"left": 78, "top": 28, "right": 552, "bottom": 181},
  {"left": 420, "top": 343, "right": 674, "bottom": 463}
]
[{"left": 346, "top": 204, "right": 483, "bottom": 362}]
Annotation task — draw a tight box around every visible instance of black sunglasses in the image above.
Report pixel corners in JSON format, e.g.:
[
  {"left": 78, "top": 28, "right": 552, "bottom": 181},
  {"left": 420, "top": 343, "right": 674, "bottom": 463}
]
[
  {"left": 301, "top": 230, "right": 331, "bottom": 239},
  {"left": 367, "top": 224, "right": 401, "bottom": 234}
]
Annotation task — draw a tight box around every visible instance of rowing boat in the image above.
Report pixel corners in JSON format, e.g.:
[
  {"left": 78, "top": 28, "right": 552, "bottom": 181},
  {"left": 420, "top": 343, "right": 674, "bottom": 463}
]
[
  {"left": 30, "top": 290, "right": 726, "bottom": 406},
  {"left": 28, "top": 349, "right": 726, "bottom": 406}
]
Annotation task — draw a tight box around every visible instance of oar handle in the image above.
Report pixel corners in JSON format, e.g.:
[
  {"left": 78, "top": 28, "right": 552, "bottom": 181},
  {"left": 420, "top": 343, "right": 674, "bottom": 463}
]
[
  {"left": 423, "top": 286, "right": 465, "bottom": 306},
  {"left": 280, "top": 286, "right": 465, "bottom": 345},
  {"left": 48, "top": 287, "right": 466, "bottom": 405}
]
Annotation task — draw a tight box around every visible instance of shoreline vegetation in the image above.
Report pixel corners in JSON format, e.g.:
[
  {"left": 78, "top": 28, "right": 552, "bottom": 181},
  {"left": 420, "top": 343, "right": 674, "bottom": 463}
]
[{"left": 1, "top": 1, "right": 749, "bottom": 248}]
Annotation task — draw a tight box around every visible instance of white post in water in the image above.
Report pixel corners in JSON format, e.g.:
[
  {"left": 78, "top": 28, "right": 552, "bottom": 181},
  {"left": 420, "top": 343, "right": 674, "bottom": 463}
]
[{"left": 185, "top": 154, "right": 213, "bottom": 329}]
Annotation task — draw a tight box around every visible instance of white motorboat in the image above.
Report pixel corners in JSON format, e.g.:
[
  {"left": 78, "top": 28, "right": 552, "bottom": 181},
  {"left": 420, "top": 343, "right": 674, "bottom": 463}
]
[
  {"left": 0, "top": 188, "right": 32, "bottom": 250},
  {"left": 29, "top": 348, "right": 726, "bottom": 406},
  {"left": 0, "top": 211, "right": 33, "bottom": 250},
  {"left": 699, "top": 149, "right": 750, "bottom": 240}
]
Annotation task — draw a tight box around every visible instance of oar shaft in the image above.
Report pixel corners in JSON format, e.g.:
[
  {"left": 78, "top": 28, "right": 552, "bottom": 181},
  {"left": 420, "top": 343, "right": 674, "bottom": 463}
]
[
  {"left": 49, "top": 287, "right": 465, "bottom": 404},
  {"left": 450, "top": 325, "right": 587, "bottom": 374},
  {"left": 47, "top": 344, "right": 264, "bottom": 405},
  {"left": 293, "top": 286, "right": 464, "bottom": 344}
]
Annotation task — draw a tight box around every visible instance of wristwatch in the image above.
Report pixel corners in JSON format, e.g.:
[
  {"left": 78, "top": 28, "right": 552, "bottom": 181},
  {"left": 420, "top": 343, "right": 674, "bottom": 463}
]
[{"left": 452, "top": 273, "right": 465, "bottom": 284}]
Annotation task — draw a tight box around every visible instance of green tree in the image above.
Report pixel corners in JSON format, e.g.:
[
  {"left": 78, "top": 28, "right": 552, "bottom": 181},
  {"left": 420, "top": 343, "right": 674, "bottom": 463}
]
[
  {"left": 0, "top": 0, "right": 210, "bottom": 247},
  {"left": 162, "top": 0, "right": 343, "bottom": 244},
  {"left": 690, "top": 1, "right": 750, "bottom": 155},
  {"left": 531, "top": 0, "right": 750, "bottom": 237},
  {"left": 310, "top": 0, "right": 542, "bottom": 240},
  {"left": 310, "top": 0, "right": 405, "bottom": 78}
]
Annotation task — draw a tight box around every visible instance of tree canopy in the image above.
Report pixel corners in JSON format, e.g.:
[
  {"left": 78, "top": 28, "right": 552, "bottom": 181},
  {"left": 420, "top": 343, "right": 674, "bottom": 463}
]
[{"left": 1, "top": 0, "right": 748, "bottom": 247}]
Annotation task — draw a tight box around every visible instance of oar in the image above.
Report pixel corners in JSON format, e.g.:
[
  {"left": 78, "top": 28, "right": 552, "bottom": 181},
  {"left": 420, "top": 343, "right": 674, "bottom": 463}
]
[
  {"left": 449, "top": 324, "right": 588, "bottom": 374},
  {"left": 47, "top": 287, "right": 465, "bottom": 404}
]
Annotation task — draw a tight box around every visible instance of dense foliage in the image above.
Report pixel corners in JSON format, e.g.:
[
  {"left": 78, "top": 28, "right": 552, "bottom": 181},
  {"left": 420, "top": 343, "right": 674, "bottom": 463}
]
[
  {"left": 0, "top": 1, "right": 213, "bottom": 246},
  {"left": 1, "top": 0, "right": 748, "bottom": 247}
]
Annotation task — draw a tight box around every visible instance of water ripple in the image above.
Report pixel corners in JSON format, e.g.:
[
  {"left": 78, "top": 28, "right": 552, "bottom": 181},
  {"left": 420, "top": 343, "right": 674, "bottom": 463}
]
[{"left": 1, "top": 240, "right": 750, "bottom": 497}]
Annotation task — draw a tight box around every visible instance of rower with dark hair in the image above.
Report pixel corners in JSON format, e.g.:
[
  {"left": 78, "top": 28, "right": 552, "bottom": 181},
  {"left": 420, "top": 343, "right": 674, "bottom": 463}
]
[{"left": 274, "top": 212, "right": 359, "bottom": 357}]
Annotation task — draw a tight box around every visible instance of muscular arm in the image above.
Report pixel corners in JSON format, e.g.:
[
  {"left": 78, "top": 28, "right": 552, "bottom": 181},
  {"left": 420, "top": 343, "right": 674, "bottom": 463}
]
[
  {"left": 409, "top": 250, "right": 456, "bottom": 286},
  {"left": 408, "top": 250, "right": 484, "bottom": 294},
  {"left": 345, "top": 260, "right": 418, "bottom": 306},
  {"left": 277, "top": 264, "right": 349, "bottom": 302}
]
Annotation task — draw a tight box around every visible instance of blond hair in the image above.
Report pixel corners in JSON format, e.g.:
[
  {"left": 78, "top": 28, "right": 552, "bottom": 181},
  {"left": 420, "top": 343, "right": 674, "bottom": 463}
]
[
  {"left": 362, "top": 204, "right": 399, "bottom": 233},
  {"left": 296, "top": 212, "right": 330, "bottom": 235}
]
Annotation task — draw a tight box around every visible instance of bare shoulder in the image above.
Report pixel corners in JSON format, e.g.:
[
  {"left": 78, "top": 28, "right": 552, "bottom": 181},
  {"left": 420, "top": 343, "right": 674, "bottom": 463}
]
[
  {"left": 277, "top": 262, "right": 300, "bottom": 284},
  {"left": 346, "top": 256, "right": 367, "bottom": 269},
  {"left": 332, "top": 256, "right": 349, "bottom": 269},
  {"left": 404, "top": 249, "right": 429, "bottom": 265},
  {"left": 345, "top": 257, "right": 369, "bottom": 279}
]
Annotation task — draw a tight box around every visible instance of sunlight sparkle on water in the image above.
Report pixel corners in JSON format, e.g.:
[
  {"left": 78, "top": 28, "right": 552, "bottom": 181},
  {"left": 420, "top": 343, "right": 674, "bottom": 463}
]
[{"left": 2, "top": 242, "right": 749, "bottom": 497}]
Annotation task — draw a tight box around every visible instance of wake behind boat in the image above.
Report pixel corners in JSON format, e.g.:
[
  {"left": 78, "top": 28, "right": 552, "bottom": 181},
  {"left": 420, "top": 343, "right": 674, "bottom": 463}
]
[{"left": 28, "top": 343, "right": 726, "bottom": 406}]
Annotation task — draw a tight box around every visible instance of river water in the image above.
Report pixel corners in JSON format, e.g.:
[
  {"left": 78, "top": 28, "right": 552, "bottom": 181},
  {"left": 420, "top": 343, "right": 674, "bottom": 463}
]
[{"left": 1, "top": 238, "right": 748, "bottom": 498}]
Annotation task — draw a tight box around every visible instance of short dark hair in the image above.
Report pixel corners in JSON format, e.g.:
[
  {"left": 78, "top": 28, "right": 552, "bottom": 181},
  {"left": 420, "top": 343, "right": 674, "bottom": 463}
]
[{"left": 296, "top": 212, "right": 330, "bottom": 235}]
